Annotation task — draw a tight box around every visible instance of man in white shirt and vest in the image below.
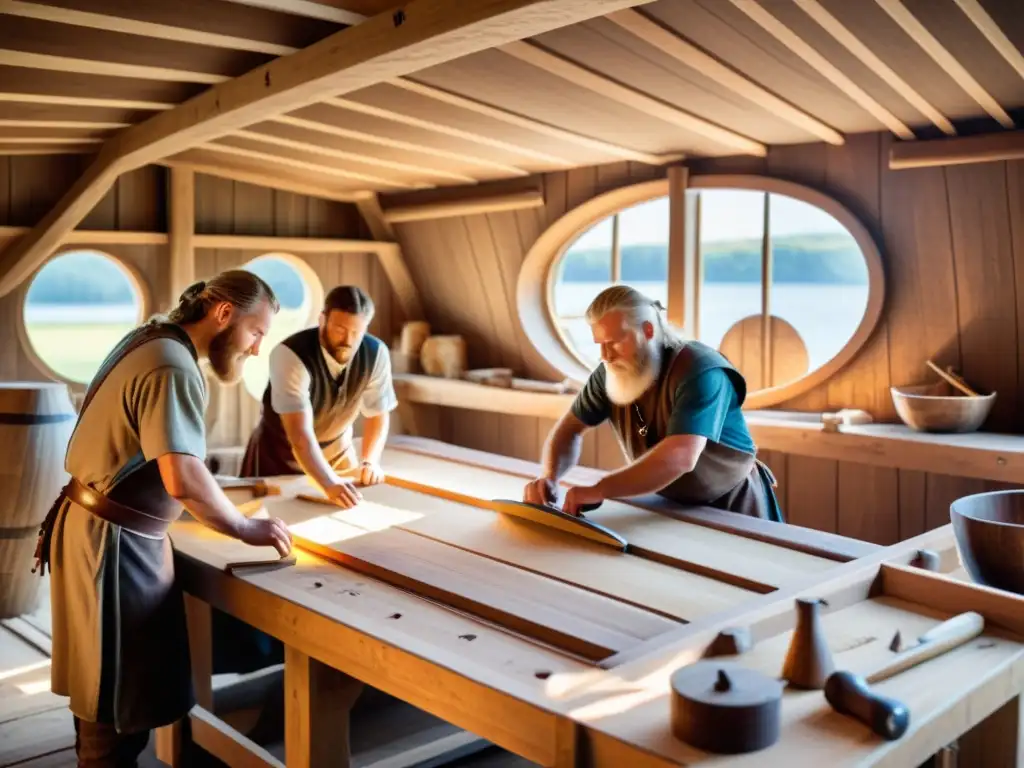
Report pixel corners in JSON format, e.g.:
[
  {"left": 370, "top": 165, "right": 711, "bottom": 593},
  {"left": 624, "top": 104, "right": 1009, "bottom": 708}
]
[
  {"left": 240, "top": 284, "right": 398, "bottom": 500},
  {"left": 220, "top": 285, "right": 397, "bottom": 675}
]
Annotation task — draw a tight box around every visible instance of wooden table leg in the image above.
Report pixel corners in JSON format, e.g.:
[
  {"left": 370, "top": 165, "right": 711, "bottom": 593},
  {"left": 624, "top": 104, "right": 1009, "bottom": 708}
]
[
  {"left": 154, "top": 595, "right": 214, "bottom": 766},
  {"left": 955, "top": 694, "right": 1022, "bottom": 767},
  {"left": 285, "top": 645, "right": 365, "bottom": 768},
  {"left": 549, "top": 718, "right": 579, "bottom": 768},
  {"left": 185, "top": 594, "right": 213, "bottom": 710}
]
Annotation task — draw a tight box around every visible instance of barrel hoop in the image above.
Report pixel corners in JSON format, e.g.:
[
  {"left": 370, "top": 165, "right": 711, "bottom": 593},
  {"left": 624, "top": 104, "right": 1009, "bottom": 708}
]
[
  {"left": 0, "top": 525, "right": 39, "bottom": 540},
  {"left": 0, "top": 412, "right": 76, "bottom": 425}
]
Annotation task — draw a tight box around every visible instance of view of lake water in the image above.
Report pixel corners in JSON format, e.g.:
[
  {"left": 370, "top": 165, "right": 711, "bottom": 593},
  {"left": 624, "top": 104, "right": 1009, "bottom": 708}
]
[
  {"left": 25, "top": 279, "right": 870, "bottom": 376},
  {"left": 554, "top": 281, "right": 870, "bottom": 371}
]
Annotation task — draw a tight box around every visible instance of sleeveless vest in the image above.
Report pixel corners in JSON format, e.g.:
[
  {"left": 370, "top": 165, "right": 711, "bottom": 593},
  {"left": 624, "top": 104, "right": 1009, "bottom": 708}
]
[
  {"left": 607, "top": 337, "right": 759, "bottom": 505},
  {"left": 250, "top": 327, "right": 382, "bottom": 473}
]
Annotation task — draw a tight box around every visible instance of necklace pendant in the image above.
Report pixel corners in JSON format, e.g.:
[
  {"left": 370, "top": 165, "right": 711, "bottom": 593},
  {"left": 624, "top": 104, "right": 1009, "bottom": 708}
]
[{"left": 638, "top": 425, "right": 648, "bottom": 437}]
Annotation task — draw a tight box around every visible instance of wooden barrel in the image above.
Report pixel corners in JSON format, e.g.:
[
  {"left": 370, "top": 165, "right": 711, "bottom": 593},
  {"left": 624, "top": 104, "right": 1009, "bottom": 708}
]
[{"left": 0, "top": 382, "right": 77, "bottom": 619}]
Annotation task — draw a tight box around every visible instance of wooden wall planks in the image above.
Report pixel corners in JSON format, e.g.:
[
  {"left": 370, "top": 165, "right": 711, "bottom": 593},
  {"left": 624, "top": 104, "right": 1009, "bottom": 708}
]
[
  {"left": 0, "top": 155, "right": 403, "bottom": 448},
  {"left": 389, "top": 131, "right": 1024, "bottom": 547},
  {"left": 3, "top": 137, "right": 1022, "bottom": 548}
]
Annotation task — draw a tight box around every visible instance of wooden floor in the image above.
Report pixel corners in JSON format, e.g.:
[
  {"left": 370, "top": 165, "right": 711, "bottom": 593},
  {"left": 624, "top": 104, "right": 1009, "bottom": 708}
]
[{"left": 0, "top": 577, "right": 533, "bottom": 768}]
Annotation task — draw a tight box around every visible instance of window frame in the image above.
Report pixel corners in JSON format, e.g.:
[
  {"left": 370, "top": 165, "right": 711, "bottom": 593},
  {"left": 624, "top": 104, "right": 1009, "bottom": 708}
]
[
  {"left": 18, "top": 247, "right": 151, "bottom": 393},
  {"left": 518, "top": 173, "right": 886, "bottom": 409},
  {"left": 236, "top": 251, "right": 324, "bottom": 401}
]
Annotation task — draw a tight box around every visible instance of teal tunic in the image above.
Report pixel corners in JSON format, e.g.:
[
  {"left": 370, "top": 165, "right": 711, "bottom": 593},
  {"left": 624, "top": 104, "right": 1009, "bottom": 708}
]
[{"left": 572, "top": 337, "right": 783, "bottom": 522}]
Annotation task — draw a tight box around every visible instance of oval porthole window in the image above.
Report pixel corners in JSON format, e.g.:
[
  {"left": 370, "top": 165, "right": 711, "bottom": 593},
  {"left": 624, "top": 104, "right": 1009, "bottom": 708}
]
[
  {"left": 528, "top": 176, "right": 884, "bottom": 408},
  {"left": 239, "top": 253, "right": 322, "bottom": 400},
  {"left": 22, "top": 249, "right": 144, "bottom": 384}
]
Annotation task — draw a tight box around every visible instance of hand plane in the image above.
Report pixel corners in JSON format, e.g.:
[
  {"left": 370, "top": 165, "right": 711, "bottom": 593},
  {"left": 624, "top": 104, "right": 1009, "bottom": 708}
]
[{"left": 489, "top": 499, "right": 628, "bottom": 551}]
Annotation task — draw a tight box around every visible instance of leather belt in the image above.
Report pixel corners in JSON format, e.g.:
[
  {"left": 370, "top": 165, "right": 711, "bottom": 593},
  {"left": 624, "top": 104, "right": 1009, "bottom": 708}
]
[
  {"left": 34, "top": 476, "right": 175, "bottom": 576},
  {"left": 63, "top": 477, "right": 175, "bottom": 538}
]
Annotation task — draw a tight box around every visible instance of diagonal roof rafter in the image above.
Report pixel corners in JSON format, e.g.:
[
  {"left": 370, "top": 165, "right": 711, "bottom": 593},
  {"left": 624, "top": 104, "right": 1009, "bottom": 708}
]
[{"left": 0, "top": 0, "right": 660, "bottom": 298}]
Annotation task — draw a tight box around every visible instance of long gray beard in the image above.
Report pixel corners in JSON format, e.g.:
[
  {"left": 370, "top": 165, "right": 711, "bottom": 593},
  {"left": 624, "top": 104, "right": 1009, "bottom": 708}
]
[{"left": 605, "top": 343, "right": 661, "bottom": 405}]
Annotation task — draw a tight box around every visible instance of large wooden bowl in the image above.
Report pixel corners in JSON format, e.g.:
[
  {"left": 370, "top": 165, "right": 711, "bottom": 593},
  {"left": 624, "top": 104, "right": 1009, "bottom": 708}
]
[
  {"left": 890, "top": 382, "right": 995, "bottom": 433},
  {"left": 951, "top": 491, "right": 1024, "bottom": 595}
]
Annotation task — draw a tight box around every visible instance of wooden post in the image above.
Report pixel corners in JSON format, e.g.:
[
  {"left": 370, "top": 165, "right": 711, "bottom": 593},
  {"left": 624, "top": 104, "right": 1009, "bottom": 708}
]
[
  {"left": 185, "top": 594, "right": 213, "bottom": 710},
  {"left": 285, "top": 645, "right": 365, "bottom": 768},
  {"left": 666, "top": 164, "right": 700, "bottom": 338},
  {"left": 167, "top": 166, "right": 195, "bottom": 312}
]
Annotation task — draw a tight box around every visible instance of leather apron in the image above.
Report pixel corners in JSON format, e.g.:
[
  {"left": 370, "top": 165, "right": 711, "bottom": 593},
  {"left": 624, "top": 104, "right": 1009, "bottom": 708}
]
[
  {"left": 607, "top": 338, "right": 783, "bottom": 522},
  {"left": 37, "top": 323, "right": 199, "bottom": 733}
]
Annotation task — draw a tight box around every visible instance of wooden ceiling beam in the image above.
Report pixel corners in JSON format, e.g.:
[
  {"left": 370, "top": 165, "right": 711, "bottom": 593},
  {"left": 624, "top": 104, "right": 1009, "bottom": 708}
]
[
  {"left": 604, "top": 8, "right": 844, "bottom": 146},
  {"left": 0, "top": 118, "right": 129, "bottom": 130},
  {"left": 951, "top": 0, "right": 1024, "bottom": 84},
  {"left": 199, "top": 141, "right": 428, "bottom": 190},
  {"left": 0, "top": 0, "right": 656, "bottom": 298},
  {"left": 2, "top": 0, "right": 682, "bottom": 167},
  {"left": 889, "top": 131, "right": 1024, "bottom": 170},
  {"left": 873, "top": 0, "right": 1013, "bottom": 129},
  {"left": 499, "top": 40, "right": 767, "bottom": 156},
  {"left": 231, "top": 127, "right": 480, "bottom": 184},
  {"left": 0, "top": 49, "right": 225, "bottom": 84},
  {"left": 270, "top": 113, "right": 531, "bottom": 176},
  {"left": 727, "top": 0, "right": 914, "bottom": 140},
  {"left": 791, "top": 0, "right": 954, "bottom": 136},
  {"left": 0, "top": 136, "right": 102, "bottom": 144},
  {"left": 326, "top": 96, "right": 577, "bottom": 166},
  {"left": 0, "top": 92, "right": 173, "bottom": 111},
  {"left": 159, "top": 155, "right": 372, "bottom": 202},
  {"left": 382, "top": 188, "right": 544, "bottom": 223},
  {"left": 0, "top": 145, "right": 94, "bottom": 155},
  {"left": 217, "top": 0, "right": 366, "bottom": 25},
  {"left": 390, "top": 77, "right": 682, "bottom": 165},
  {"left": 0, "top": 0, "right": 296, "bottom": 56}
]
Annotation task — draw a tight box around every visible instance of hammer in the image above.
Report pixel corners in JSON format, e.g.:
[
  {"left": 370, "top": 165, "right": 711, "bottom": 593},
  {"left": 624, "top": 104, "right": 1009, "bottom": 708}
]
[{"left": 823, "top": 611, "right": 985, "bottom": 740}]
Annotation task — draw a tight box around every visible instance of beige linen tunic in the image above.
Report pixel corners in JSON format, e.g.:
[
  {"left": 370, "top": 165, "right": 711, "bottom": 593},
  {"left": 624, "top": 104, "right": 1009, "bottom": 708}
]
[{"left": 48, "top": 322, "right": 208, "bottom": 734}]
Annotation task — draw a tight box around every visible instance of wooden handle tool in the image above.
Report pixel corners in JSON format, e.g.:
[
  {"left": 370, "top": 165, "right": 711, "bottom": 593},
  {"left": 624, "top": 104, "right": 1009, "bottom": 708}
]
[
  {"left": 823, "top": 611, "right": 985, "bottom": 740},
  {"left": 926, "top": 360, "right": 981, "bottom": 397}
]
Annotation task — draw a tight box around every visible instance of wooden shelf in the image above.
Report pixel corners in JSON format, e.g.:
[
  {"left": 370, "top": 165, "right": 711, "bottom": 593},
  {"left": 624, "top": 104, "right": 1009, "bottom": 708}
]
[
  {"left": 394, "top": 373, "right": 573, "bottom": 420},
  {"left": 393, "top": 373, "right": 1024, "bottom": 484}
]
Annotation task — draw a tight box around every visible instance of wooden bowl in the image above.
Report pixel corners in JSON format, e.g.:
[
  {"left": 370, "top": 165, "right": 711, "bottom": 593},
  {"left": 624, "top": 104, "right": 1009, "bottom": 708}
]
[
  {"left": 890, "top": 383, "right": 995, "bottom": 433},
  {"left": 951, "top": 491, "right": 1024, "bottom": 595}
]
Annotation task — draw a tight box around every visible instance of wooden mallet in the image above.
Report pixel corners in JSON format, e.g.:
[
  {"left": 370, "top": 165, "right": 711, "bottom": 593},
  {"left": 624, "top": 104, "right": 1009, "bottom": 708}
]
[{"left": 823, "top": 611, "right": 985, "bottom": 740}]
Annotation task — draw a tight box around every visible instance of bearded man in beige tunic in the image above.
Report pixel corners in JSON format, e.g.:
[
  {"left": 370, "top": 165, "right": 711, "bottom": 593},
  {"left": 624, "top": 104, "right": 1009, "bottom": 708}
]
[
  {"left": 524, "top": 285, "right": 783, "bottom": 522},
  {"left": 33, "top": 271, "right": 293, "bottom": 767}
]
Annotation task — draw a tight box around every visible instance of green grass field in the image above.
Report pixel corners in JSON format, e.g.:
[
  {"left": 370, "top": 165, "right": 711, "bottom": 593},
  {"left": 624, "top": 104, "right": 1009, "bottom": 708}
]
[{"left": 25, "top": 322, "right": 137, "bottom": 383}]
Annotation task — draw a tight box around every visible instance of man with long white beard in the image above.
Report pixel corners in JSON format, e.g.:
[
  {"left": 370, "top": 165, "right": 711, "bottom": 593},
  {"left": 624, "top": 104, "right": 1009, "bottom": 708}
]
[{"left": 523, "top": 285, "right": 783, "bottom": 521}]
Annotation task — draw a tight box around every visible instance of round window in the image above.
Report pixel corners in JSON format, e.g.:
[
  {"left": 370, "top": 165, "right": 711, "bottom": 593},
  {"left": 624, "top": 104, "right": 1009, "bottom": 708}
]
[
  {"left": 239, "top": 253, "right": 321, "bottom": 400},
  {"left": 22, "top": 250, "right": 144, "bottom": 384},
  {"left": 527, "top": 176, "right": 884, "bottom": 407}
]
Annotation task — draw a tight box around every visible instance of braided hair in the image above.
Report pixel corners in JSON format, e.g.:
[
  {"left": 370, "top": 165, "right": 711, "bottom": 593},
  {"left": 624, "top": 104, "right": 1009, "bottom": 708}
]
[{"left": 163, "top": 270, "right": 280, "bottom": 326}]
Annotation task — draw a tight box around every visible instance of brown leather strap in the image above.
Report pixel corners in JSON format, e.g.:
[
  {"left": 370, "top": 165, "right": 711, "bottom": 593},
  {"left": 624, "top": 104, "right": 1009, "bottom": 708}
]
[
  {"left": 64, "top": 477, "right": 175, "bottom": 537},
  {"left": 33, "top": 323, "right": 197, "bottom": 576}
]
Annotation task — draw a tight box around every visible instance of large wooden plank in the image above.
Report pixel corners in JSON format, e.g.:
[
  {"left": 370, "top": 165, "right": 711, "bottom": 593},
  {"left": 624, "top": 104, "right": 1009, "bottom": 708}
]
[
  {"left": 378, "top": 443, "right": 842, "bottom": 584},
  {"left": 262, "top": 495, "right": 673, "bottom": 660},
  {"left": 329, "top": 482, "right": 750, "bottom": 621}
]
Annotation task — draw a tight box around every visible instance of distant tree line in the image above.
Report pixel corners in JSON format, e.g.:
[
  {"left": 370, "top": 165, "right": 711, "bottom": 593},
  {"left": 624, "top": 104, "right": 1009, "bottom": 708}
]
[
  {"left": 26, "top": 252, "right": 307, "bottom": 307},
  {"left": 558, "top": 233, "right": 869, "bottom": 284}
]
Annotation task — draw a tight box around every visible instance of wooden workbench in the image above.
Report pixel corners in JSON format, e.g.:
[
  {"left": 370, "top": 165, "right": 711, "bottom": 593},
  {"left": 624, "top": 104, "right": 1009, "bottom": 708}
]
[{"left": 161, "top": 436, "right": 1024, "bottom": 767}]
